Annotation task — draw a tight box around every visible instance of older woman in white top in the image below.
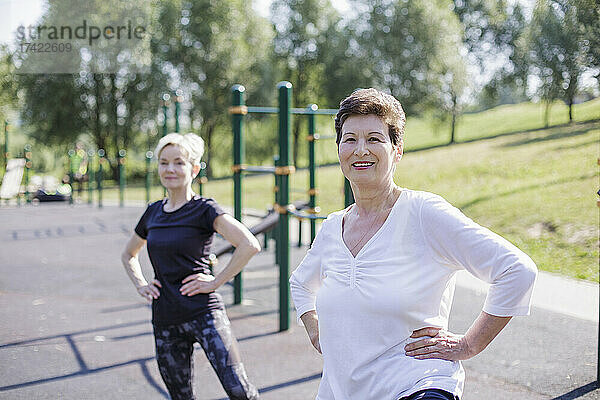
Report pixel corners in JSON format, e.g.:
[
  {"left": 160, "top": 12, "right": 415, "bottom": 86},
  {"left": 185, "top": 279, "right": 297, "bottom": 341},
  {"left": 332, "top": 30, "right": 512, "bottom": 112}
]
[{"left": 289, "top": 88, "right": 537, "bottom": 400}]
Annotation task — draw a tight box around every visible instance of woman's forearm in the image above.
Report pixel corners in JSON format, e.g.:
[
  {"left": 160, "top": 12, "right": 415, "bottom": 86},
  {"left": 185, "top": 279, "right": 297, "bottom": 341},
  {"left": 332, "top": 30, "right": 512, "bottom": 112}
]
[
  {"left": 212, "top": 240, "right": 260, "bottom": 288},
  {"left": 121, "top": 253, "right": 148, "bottom": 289},
  {"left": 406, "top": 310, "right": 512, "bottom": 360},
  {"left": 463, "top": 311, "right": 512, "bottom": 357},
  {"left": 300, "top": 310, "right": 318, "bottom": 332},
  {"left": 300, "top": 310, "right": 321, "bottom": 353}
]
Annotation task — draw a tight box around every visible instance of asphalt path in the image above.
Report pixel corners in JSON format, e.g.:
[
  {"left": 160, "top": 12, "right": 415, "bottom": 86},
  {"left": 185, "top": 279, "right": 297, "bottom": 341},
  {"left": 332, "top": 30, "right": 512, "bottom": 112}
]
[{"left": 0, "top": 203, "right": 598, "bottom": 399}]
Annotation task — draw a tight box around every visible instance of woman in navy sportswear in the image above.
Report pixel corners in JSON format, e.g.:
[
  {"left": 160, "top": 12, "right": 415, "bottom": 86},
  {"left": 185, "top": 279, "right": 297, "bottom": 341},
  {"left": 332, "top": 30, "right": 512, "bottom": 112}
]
[{"left": 122, "top": 133, "right": 260, "bottom": 400}]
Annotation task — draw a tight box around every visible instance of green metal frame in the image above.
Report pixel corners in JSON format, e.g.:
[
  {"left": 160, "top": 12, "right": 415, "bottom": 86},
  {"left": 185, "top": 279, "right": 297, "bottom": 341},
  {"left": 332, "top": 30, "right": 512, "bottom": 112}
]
[
  {"left": 307, "top": 105, "right": 317, "bottom": 243},
  {"left": 118, "top": 149, "right": 126, "bottom": 207},
  {"left": 87, "top": 150, "right": 95, "bottom": 205},
  {"left": 344, "top": 178, "right": 354, "bottom": 208},
  {"left": 3, "top": 120, "right": 8, "bottom": 170},
  {"left": 277, "top": 81, "right": 292, "bottom": 331},
  {"left": 97, "top": 149, "right": 105, "bottom": 208},
  {"left": 24, "top": 144, "right": 31, "bottom": 203},
  {"left": 231, "top": 84, "right": 245, "bottom": 305},
  {"left": 174, "top": 96, "right": 181, "bottom": 133},
  {"left": 229, "top": 82, "right": 341, "bottom": 332},
  {"left": 68, "top": 149, "right": 75, "bottom": 205}
]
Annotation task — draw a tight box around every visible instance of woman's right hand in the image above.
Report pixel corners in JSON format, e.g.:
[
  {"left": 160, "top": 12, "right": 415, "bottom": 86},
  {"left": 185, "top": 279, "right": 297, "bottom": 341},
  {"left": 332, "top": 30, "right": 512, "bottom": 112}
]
[
  {"left": 137, "top": 279, "right": 162, "bottom": 302},
  {"left": 300, "top": 310, "right": 321, "bottom": 354}
]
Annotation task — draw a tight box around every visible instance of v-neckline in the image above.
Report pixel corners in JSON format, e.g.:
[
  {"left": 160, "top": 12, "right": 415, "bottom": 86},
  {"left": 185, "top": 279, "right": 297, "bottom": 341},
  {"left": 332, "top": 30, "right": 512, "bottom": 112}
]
[{"left": 340, "top": 190, "right": 404, "bottom": 259}]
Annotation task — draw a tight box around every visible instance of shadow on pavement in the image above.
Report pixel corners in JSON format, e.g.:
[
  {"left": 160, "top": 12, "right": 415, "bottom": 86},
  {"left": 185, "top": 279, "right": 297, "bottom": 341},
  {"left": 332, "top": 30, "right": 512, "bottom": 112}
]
[
  {"left": 237, "top": 330, "right": 279, "bottom": 342},
  {"left": 0, "top": 319, "right": 168, "bottom": 398},
  {"left": 550, "top": 381, "right": 599, "bottom": 400},
  {"left": 0, "top": 356, "right": 166, "bottom": 398},
  {"left": 213, "top": 372, "right": 322, "bottom": 400}
]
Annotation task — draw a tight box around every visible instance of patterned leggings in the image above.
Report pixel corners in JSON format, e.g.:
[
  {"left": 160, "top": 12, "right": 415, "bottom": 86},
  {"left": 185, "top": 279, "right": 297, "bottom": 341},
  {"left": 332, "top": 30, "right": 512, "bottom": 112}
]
[{"left": 153, "top": 309, "right": 259, "bottom": 400}]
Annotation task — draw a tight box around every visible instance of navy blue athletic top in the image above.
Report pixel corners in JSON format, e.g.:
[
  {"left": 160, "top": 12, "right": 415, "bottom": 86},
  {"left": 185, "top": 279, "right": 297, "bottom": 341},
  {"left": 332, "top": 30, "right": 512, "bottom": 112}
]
[{"left": 134, "top": 195, "right": 226, "bottom": 325}]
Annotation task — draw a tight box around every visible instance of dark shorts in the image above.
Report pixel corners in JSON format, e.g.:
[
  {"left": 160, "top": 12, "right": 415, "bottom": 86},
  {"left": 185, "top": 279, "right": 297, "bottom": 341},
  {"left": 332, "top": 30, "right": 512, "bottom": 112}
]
[{"left": 400, "top": 388, "right": 459, "bottom": 400}]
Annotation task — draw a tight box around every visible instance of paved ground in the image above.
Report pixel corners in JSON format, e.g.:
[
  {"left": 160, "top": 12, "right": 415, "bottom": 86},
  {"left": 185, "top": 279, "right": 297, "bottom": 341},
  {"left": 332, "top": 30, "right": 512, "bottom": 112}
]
[{"left": 0, "top": 203, "right": 598, "bottom": 399}]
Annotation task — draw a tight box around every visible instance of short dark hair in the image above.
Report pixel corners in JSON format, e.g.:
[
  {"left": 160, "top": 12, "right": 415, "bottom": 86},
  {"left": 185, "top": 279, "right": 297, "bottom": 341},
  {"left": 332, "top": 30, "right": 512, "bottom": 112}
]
[{"left": 334, "top": 88, "right": 406, "bottom": 146}]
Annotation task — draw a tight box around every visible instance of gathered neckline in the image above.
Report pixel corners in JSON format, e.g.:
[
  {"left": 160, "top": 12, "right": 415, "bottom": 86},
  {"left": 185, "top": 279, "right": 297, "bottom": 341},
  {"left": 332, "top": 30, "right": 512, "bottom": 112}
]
[{"left": 340, "top": 189, "right": 406, "bottom": 259}]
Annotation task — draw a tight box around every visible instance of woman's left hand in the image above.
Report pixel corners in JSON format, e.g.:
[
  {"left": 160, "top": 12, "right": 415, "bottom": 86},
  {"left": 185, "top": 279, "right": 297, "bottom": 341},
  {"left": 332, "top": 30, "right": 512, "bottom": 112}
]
[
  {"left": 404, "top": 327, "right": 473, "bottom": 361},
  {"left": 180, "top": 273, "right": 217, "bottom": 296}
]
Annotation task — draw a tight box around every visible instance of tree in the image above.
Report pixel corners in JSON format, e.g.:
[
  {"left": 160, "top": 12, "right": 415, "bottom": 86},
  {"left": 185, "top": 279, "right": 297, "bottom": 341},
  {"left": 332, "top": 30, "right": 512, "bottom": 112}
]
[
  {"left": 15, "top": 0, "right": 169, "bottom": 178},
  {"left": 452, "top": 0, "right": 529, "bottom": 108},
  {"left": 157, "top": 0, "right": 275, "bottom": 176},
  {"left": 572, "top": 0, "right": 600, "bottom": 81},
  {"left": 528, "top": 0, "right": 587, "bottom": 122},
  {"left": 350, "top": 0, "right": 468, "bottom": 138},
  {"left": 0, "top": 45, "right": 19, "bottom": 132},
  {"left": 271, "top": 0, "right": 342, "bottom": 167}
]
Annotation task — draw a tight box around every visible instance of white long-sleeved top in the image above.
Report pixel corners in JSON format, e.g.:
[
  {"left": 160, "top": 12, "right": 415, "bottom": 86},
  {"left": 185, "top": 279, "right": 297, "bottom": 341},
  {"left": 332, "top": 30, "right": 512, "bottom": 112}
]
[{"left": 290, "top": 189, "right": 537, "bottom": 400}]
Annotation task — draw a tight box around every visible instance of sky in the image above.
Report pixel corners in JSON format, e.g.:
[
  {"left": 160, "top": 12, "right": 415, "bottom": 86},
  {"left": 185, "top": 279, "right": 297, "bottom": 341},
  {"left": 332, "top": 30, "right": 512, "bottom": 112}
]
[
  {"left": 0, "top": 0, "right": 352, "bottom": 44},
  {"left": 0, "top": 0, "right": 46, "bottom": 45},
  {"left": 2, "top": 0, "right": 593, "bottom": 98}
]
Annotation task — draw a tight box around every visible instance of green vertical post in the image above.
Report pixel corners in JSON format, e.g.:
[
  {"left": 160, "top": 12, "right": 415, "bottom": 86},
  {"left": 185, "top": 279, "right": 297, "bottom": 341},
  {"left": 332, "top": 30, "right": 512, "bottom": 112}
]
[
  {"left": 197, "top": 161, "right": 207, "bottom": 196},
  {"left": 16, "top": 150, "right": 22, "bottom": 206},
  {"left": 145, "top": 150, "right": 152, "bottom": 203},
  {"left": 145, "top": 127, "right": 153, "bottom": 203},
  {"left": 87, "top": 150, "right": 95, "bottom": 205},
  {"left": 162, "top": 94, "right": 170, "bottom": 137},
  {"left": 231, "top": 84, "right": 246, "bottom": 305},
  {"left": 68, "top": 149, "right": 75, "bottom": 205},
  {"left": 273, "top": 155, "right": 280, "bottom": 264},
  {"left": 97, "top": 149, "right": 105, "bottom": 208},
  {"left": 174, "top": 94, "right": 181, "bottom": 133},
  {"left": 277, "top": 81, "right": 292, "bottom": 332},
  {"left": 24, "top": 144, "right": 31, "bottom": 203},
  {"left": 308, "top": 104, "right": 318, "bottom": 244},
  {"left": 297, "top": 217, "right": 303, "bottom": 247},
  {"left": 344, "top": 177, "right": 354, "bottom": 208},
  {"left": 118, "top": 149, "right": 126, "bottom": 207},
  {"left": 162, "top": 94, "right": 170, "bottom": 198},
  {"left": 3, "top": 120, "right": 8, "bottom": 170}
]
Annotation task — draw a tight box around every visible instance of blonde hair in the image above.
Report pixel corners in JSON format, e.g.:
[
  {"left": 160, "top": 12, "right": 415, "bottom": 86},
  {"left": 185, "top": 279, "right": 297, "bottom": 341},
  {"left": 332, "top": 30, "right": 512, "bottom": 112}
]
[{"left": 154, "top": 133, "right": 204, "bottom": 166}]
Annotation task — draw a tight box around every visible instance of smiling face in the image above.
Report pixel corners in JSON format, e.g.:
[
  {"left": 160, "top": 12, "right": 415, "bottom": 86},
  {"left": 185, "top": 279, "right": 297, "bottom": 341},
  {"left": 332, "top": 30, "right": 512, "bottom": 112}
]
[
  {"left": 338, "top": 114, "right": 403, "bottom": 189},
  {"left": 158, "top": 144, "right": 198, "bottom": 190}
]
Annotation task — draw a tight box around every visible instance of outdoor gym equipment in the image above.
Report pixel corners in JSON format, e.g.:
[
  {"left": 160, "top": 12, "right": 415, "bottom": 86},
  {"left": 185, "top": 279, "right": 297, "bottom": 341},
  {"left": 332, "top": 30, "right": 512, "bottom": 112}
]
[{"left": 229, "top": 81, "right": 352, "bottom": 331}]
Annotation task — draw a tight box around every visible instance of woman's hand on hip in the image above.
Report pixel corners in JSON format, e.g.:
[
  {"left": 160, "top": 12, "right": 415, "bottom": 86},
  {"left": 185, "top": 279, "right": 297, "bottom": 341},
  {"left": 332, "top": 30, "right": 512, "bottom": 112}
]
[
  {"left": 180, "top": 273, "right": 217, "bottom": 296},
  {"left": 137, "top": 279, "right": 162, "bottom": 302},
  {"left": 404, "top": 327, "right": 473, "bottom": 361}
]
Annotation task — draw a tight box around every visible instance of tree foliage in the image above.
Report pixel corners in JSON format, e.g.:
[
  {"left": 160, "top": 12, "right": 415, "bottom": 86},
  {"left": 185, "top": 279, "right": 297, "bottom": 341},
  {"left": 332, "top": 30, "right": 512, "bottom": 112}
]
[
  {"left": 142, "top": 0, "right": 275, "bottom": 176},
  {"left": 572, "top": 0, "right": 600, "bottom": 77},
  {"left": 528, "top": 0, "right": 588, "bottom": 121},
  {"left": 271, "top": 0, "right": 342, "bottom": 166},
  {"left": 348, "top": 0, "right": 467, "bottom": 116},
  {"left": 14, "top": 0, "right": 166, "bottom": 178},
  {"left": 453, "top": 0, "right": 529, "bottom": 107},
  {"left": 0, "top": 45, "right": 18, "bottom": 125},
  {"left": 5, "top": 0, "right": 599, "bottom": 179}
]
